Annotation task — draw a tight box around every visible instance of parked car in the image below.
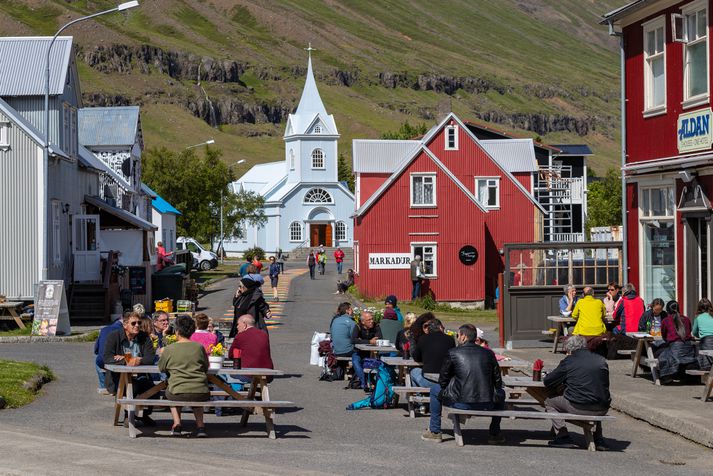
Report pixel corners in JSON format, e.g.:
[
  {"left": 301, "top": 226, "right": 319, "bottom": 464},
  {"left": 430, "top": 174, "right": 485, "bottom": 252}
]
[{"left": 176, "top": 237, "right": 218, "bottom": 271}]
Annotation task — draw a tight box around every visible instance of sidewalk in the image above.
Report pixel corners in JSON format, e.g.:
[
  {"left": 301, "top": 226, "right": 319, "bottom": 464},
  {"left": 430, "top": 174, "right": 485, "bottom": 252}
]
[{"left": 506, "top": 346, "right": 713, "bottom": 448}]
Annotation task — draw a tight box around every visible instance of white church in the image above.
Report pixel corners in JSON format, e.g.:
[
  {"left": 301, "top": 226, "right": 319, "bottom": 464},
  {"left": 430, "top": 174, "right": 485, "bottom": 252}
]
[{"left": 222, "top": 49, "right": 355, "bottom": 254}]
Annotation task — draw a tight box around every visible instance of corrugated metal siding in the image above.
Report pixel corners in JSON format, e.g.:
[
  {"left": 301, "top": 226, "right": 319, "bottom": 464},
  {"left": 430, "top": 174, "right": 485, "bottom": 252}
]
[
  {"left": 4, "top": 97, "right": 62, "bottom": 146},
  {"left": 480, "top": 139, "right": 538, "bottom": 173},
  {"left": 352, "top": 140, "right": 419, "bottom": 173},
  {"left": 0, "top": 37, "right": 73, "bottom": 96},
  {"left": 354, "top": 150, "right": 486, "bottom": 302},
  {"left": 0, "top": 110, "right": 40, "bottom": 299},
  {"left": 78, "top": 107, "right": 139, "bottom": 147}
]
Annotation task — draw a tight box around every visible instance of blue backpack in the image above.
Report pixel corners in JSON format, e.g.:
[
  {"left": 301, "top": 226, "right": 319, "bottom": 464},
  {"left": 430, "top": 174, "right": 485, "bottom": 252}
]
[{"left": 346, "top": 359, "right": 397, "bottom": 410}]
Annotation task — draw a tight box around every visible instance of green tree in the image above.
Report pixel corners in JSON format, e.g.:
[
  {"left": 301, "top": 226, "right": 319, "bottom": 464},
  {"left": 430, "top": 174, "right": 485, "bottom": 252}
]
[
  {"left": 381, "top": 121, "right": 428, "bottom": 140},
  {"left": 337, "top": 152, "right": 354, "bottom": 192},
  {"left": 142, "top": 146, "right": 265, "bottom": 246},
  {"left": 585, "top": 168, "right": 622, "bottom": 237}
]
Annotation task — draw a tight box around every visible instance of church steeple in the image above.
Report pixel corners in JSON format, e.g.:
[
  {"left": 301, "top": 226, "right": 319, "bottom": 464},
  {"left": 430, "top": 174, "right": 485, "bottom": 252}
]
[{"left": 295, "top": 44, "right": 329, "bottom": 119}]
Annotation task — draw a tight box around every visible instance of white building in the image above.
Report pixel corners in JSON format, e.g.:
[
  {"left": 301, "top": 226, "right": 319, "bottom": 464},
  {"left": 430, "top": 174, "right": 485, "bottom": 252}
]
[{"left": 221, "top": 50, "right": 355, "bottom": 254}]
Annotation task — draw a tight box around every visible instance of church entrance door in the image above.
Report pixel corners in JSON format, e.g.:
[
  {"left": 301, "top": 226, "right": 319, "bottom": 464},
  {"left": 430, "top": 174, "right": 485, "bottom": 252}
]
[{"left": 310, "top": 224, "right": 332, "bottom": 247}]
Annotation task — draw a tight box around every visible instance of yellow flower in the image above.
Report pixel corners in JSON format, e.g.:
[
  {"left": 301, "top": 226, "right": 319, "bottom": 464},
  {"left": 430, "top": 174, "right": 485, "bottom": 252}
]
[{"left": 210, "top": 342, "right": 224, "bottom": 357}]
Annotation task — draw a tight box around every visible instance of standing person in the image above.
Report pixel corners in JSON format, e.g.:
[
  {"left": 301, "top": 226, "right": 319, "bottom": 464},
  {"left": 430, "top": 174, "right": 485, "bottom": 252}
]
[
  {"left": 410, "top": 319, "right": 455, "bottom": 390},
  {"left": 351, "top": 311, "right": 382, "bottom": 390},
  {"left": 157, "top": 315, "right": 210, "bottom": 437},
  {"left": 422, "top": 324, "right": 505, "bottom": 444},
  {"left": 252, "top": 255, "right": 263, "bottom": 273},
  {"left": 239, "top": 256, "right": 251, "bottom": 277},
  {"left": 230, "top": 278, "right": 271, "bottom": 337},
  {"left": 93, "top": 315, "right": 124, "bottom": 394},
  {"left": 190, "top": 313, "right": 218, "bottom": 353},
  {"left": 559, "top": 284, "right": 578, "bottom": 317},
  {"left": 268, "top": 256, "right": 280, "bottom": 301},
  {"left": 693, "top": 298, "right": 713, "bottom": 370},
  {"left": 276, "top": 248, "right": 285, "bottom": 273},
  {"left": 410, "top": 256, "right": 425, "bottom": 301},
  {"left": 603, "top": 283, "right": 621, "bottom": 320},
  {"left": 156, "top": 241, "right": 173, "bottom": 271},
  {"left": 307, "top": 251, "right": 316, "bottom": 280},
  {"left": 334, "top": 247, "right": 345, "bottom": 274},
  {"left": 318, "top": 251, "right": 327, "bottom": 275}
]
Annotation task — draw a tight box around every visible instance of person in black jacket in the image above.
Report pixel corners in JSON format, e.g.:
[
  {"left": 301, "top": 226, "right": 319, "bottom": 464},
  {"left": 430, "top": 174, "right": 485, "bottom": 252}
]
[
  {"left": 351, "top": 311, "right": 382, "bottom": 390},
  {"left": 230, "top": 278, "right": 271, "bottom": 337},
  {"left": 544, "top": 334, "right": 611, "bottom": 450},
  {"left": 422, "top": 324, "right": 505, "bottom": 444},
  {"left": 410, "top": 319, "right": 455, "bottom": 389}
]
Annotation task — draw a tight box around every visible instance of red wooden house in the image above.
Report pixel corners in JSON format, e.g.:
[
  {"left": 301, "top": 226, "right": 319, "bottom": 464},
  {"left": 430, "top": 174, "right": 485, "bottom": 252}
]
[
  {"left": 603, "top": 0, "right": 713, "bottom": 317},
  {"left": 352, "top": 113, "right": 545, "bottom": 305}
]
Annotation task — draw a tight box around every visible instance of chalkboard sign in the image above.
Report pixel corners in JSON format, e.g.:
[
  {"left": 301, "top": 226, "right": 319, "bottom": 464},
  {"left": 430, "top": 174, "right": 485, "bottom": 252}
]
[
  {"left": 32, "top": 280, "right": 70, "bottom": 337},
  {"left": 129, "top": 266, "right": 147, "bottom": 295},
  {"left": 459, "top": 245, "right": 478, "bottom": 265}
]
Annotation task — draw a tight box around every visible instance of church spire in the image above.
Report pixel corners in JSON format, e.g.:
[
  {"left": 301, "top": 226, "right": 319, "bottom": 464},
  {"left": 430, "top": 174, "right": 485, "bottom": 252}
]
[{"left": 295, "top": 43, "right": 329, "bottom": 118}]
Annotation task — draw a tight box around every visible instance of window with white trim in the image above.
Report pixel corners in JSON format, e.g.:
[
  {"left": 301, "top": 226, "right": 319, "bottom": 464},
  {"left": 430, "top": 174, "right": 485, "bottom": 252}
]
[
  {"left": 683, "top": 1, "right": 709, "bottom": 103},
  {"left": 52, "top": 200, "right": 61, "bottom": 266},
  {"left": 0, "top": 122, "right": 9, "bottom": 149},
  {"left": 289, "top": 149, "right": 295, "bottom": 170},
  {"left": 643, "top": 17, "right": 666, "bottom": 112},
  {"left": 412, "top": 243, "right": 437, "bottom": 277},
  {"left": 639, "top": 186, "right": 676, "bottom": 305},
  {"left": 475, "top": 177, "right": 500, "bottom": 208},
  {"left": 313, "top": 124, "right": 322, "bottom": 134},
  {"left": 311, "top": 148, "right": 325, "bottom": 169},
  {"left": 336, "top": 221, "right": 346, "bottom": 241},
  {"left": 411, "top": 174, "right": 436, "bottom": 207},
  {"left": 289, "top": 221, "right": 302, "bottom": 242},
  {"left": 445, "top": 125, "right": 458, "bottom": 150},
  {"left": 304, "top": 188, "right": 333, "bottom": 204}
]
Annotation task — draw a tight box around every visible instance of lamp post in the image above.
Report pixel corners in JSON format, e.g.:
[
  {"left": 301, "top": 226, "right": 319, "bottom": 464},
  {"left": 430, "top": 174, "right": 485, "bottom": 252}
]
[
  {"left": 42, "top": 1, "right": 139, "bottom": 281},
  {"left": 219, "top": 159, "right": 246, "bottom": 261},
  {"left": 184, "top": 139, "right": 215, "bottom": 150}
]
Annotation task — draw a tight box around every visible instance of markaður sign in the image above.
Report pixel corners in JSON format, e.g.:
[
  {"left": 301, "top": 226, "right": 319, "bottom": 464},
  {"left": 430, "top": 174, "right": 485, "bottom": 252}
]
[
  {"left": 459, "top": 245, "right": 478, "bottom": 265},
  {"left": 368, "top": 253, "right": 412, "bottom": 269}
]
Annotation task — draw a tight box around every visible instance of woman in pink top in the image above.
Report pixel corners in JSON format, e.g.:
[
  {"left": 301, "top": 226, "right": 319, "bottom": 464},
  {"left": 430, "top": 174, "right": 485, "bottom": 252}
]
[{"left": 190, "top": 313, "right": 217, "bottom": 353}]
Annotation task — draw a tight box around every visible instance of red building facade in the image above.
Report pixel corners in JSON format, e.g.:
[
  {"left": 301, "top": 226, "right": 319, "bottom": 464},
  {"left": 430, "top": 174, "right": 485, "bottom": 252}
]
[
  {"left": 352, "top": 113, "right": 544, "bottom": 305},
  {"left": 605, "top": 0, "right": 713, "bottom": 317}
]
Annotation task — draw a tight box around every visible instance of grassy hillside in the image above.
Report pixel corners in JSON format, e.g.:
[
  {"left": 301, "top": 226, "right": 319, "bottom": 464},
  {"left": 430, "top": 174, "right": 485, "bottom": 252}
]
[{"left": 0, "top": 0, "right": 624, "bottom": 173}]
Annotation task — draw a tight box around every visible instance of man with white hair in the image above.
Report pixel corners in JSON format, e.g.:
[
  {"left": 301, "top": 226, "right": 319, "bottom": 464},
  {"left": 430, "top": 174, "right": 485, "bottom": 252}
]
[{"left": 544, "top": 335, "right": 611, "bottom": 450}]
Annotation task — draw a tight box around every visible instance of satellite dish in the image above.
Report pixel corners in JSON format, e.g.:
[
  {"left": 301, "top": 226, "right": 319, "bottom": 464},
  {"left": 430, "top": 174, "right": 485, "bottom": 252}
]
[{"left": 121, "top": 158, "right": 131, "bottom": 177}]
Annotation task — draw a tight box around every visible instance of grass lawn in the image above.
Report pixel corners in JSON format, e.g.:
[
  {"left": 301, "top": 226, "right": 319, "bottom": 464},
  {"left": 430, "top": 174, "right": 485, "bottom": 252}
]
[
  {"left": 193, "top": 262, "right": 242, "bottom": 286},
  {"left": 356, "top": 297, "right": 498, "bottom": 327},
  {"left": 0, "top": 326, "right": 32, "bottom": 338},
  {"left": 0, "top": 360, "right": 54, "bottom": 408}
]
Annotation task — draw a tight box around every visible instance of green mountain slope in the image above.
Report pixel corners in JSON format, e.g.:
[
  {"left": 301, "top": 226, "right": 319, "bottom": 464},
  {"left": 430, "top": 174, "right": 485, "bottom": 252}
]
[{"left": 0, "top": 0, "right": 623, "bottom": 173}]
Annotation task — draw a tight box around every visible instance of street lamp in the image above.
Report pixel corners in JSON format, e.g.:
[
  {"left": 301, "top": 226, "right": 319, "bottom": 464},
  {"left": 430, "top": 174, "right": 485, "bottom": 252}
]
[
  {"left": 185, "top": 139, "right": 215, "bottom": 150},
  {"left": 219, "top": 159, "right": 247, "bottom": 261},
  {"left": 42, "top": 1, "right": 140, "bottom": 280}
]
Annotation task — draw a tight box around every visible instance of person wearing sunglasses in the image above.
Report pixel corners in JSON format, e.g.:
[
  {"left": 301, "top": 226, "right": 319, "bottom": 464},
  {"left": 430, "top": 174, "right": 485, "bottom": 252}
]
[{"left": 603, "top": 283, "right": 621, "bottom": 321}]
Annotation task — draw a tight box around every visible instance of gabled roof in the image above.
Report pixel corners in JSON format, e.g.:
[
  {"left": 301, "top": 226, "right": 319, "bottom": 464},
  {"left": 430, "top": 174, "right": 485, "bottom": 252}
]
[
  {"left": 85, "top": 195, "right": 157, "bottom": 231},
  {"left": 464, "top": 120, "right": 562, "bottom": 153},
  {"left": 354, "top": 144, "right": 488, "bottom": 217},
  {"left": 0, "top": 97, "right": 67, "bottom": 158},
  {"left": 352, "top": 140, "right": 421, "bottom": 173},
  {"left": 480, "top": 139, "right": 539, "bottom": 173},
  {"left": 79, "top": 107, "right": 141, "bottom": 147},
  {"left": 230, "top": 161, "right": 286, "bottom": 195},
  {"left": 600, "top": 0, "right": 649, "bottom": 24},
  {"left": 0, "top": 37, "right": 74, "bottom": 96},
  {"left": 284, "top": 52, "right": 338, "bottom": 137},
  {"left": 142, "top": 183, "right": 181, "bottom": 215}
]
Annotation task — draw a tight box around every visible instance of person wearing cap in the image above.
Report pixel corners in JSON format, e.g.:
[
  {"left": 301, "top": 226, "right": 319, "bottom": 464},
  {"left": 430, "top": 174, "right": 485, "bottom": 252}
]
[
  {"left": 230, "top": 277, "right": 271, "bottom": 338},
  {"left": 410, "top": 256, "right": 425, "bottom": 301},
  {"left": 384, "top": 295, "right": 404, "bottom": 322}
]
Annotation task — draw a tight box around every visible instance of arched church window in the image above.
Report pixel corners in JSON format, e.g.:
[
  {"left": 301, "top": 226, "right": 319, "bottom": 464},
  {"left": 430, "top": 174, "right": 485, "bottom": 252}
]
[
  {"left": 304, "top": 188, "right": 333, "bottom": 204},
  {"left": 311, "top": 149, "right": 325, "bottom": 169},
  {"left": 336, "top": 221, "right": 347, "bottom": 241},
  {"left": 289, "top": 149, "right": 295, "bottom": 170},
  {"left": 289, "top": 221, "right": 302, "bottom": 242}
]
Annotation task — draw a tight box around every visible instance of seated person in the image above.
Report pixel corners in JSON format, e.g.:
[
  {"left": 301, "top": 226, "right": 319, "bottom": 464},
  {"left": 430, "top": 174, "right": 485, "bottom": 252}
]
[
  {"left": 654, "top": 301, "right": 697, "bottom": 383},
  {"left": 329, "top": 303, "right": 357, "bottom": 358},
  {"left": 190, "top": 313, "right": 218, "bottom": 353},
  {"left": 571, "top": 287, "right": 606, "bottom": 337},
  {"left": 638, "top": 298, "right": 667, "bottom": 334},
  {"left": 335, "top": 269, "right": 354, "bottom": 294},
  {"left": 603, "top": 283, "right": 621, "bottom": 320},
  {"left": 544, "top": 335, "right": 611, "bottom": 450},
  {"left": 227, "top": 314, "right": 274, "bottom": 388},
  {"left": 396, "top": 312, "right": 417, "bottom": 358},
  {"left": 384, "top": 295, "right": 404, "bottom": 322},
  {"left": 152, "top": 311, "right": 170, "bottom": 350},
  {"left": 559, "top": 284, "right": 578, "bottom": 317},
  {"left": 93, "top": 315, "right": 124, "bottom": 394},
  {"left": 207, "top": 317, "right": 225, "bottom": 347},
  {"left": 613, "top": 283, "right": 646, "bottom": 335},
  {"left": 694, "top": 298, "right": 713, "bottom": 370},
  {"left": 351, "top": 311, "right": 382, "bottom": 390},
  {"left": 102, "top": 311, "right": 157, "bottom": 426},
  {"left": 157, "top": 315, "right": 209, "bottom": 437},
  {"left": 379, "top": 308, "right": 402, "bottom": 344},
  {"left": 422, "top": 324, "right": 505, "bottom": 444},
  {"left": 410, "top": 319, "right": 455, "bottom": 389}
]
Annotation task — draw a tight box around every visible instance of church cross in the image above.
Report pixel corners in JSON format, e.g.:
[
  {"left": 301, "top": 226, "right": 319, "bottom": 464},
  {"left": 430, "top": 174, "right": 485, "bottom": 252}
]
[{"left": 305, "top": 42, "right": 316, "bottom": 59}]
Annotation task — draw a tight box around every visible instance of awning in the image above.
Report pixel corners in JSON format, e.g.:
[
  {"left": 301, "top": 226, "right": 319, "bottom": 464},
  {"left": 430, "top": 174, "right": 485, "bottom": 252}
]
[
  {"left": 623, "top": 151, "right": 713, "bottom": 175},
  {"left": 85, "top": 195, "right": 157, "bottom": 231}
]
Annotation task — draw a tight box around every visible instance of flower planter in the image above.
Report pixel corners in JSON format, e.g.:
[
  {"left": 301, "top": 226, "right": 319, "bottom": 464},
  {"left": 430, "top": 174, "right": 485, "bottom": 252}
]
[{"left": 208, "top": 355, "right": 224, "bottom": 370}]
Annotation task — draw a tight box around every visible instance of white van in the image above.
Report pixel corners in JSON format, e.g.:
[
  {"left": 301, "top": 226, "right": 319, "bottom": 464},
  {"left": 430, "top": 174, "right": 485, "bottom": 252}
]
[{"left": 176, "top": 237, "right": 219, "bottom": 270}]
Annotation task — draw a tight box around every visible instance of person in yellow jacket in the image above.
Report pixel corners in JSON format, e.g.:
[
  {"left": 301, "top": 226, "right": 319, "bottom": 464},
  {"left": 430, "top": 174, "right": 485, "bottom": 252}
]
[{"left": 572, "top": 287, "right": 607, "bottom": 336}]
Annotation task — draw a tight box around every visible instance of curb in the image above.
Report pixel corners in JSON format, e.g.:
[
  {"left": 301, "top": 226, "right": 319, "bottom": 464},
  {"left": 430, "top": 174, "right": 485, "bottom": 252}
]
[{"left": 0, "top": 330, "right": 98, "bottom": 344}]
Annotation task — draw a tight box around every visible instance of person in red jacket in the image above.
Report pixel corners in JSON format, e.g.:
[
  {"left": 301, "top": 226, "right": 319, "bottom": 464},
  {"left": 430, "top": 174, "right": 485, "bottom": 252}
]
[
  {"left": 613, "top": 283, "right": 646, "bottom": 335},
  {"left": 228, "top": 314, "right": 274, "bottom": 388},
  {"left": 334, "top": 247, "right": 345, "bottom": 274},
  {"left": 251, "top": 256, "right": 263, "bottom": 272}
]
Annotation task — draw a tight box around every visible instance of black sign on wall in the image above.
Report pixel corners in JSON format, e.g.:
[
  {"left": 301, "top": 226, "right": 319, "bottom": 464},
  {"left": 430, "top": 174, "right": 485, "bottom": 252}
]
[
  {"left": 129, "top": 266, "right": 147, "bottom": 295},
  {"left": 459, "top": 245, "right": 478, "bottom": 265}
]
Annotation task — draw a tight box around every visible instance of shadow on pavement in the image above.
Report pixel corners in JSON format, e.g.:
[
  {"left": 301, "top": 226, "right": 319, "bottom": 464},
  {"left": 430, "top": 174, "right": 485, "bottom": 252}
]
[
  {"left": 442, "top": 428, "right": 630, "bottom": 452},
  {"left": 131, "top": 423, "right": 311, "bottom": 439}
]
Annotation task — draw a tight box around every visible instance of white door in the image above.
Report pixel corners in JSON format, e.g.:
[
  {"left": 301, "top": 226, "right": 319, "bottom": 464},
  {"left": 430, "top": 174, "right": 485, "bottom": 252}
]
[{"left": 73, "top": 214, "right": 101, "bottom": 282}]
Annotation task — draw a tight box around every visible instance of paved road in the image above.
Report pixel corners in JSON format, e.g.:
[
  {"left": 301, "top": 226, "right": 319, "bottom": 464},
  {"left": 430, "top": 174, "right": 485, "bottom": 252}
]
[{"left": 1, "top": 260, "right": 712, "bottom": 475}]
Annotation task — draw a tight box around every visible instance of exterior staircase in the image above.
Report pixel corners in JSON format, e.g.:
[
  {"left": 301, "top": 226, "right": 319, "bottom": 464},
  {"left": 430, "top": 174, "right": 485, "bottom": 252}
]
[
  {"left": 69, "top": 283, "right": 108, "bottom": 322},
  {"left": 289, "top": 246, "right": 353, "bottom": 263}
]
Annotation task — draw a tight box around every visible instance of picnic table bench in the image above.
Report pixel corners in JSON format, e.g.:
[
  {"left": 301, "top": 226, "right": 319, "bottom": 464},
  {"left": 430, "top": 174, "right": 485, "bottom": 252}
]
[
  {"left": 628, "top": 333, "right": 661, "bottom": 385},
  {"left": 105, "top": 365, "right": 292, "bottom": 438},
  {"left": 0, "top": 301, "right": 27, "bottom": 329},
  {"left": 687, "top": 350, "right": 713, "bottom": 402},
  {"left": 546, "top": 316, "right": 575, "bottom": 353}
]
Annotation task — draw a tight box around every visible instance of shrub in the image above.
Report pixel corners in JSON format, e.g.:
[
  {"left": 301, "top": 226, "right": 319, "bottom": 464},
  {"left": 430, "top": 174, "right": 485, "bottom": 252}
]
[{"left": 243, "top": 246, "right": 265, "bottom": 262}]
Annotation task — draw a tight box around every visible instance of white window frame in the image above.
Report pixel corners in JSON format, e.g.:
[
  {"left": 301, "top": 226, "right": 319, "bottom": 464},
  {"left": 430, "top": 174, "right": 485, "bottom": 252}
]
[
  {"left": 475, "top": 177, "right": 500, "bottom": 209},
  {"left": 335, "top": 221, "right": 347, "bottom": 241},
  {"left": 289, "top": 221, "right": 302, "bottom": 242},
  {"left": 682, "top": 0, "right": 710, "bottom": 108},
  {"left": 303, "top": 188, "right": 334, "bottom": 204},
  {"left": 445, "top": 125, "right": 458, "bottom": 150},
  {"left": 643, "top": 16, "right": 667, "bottom": 116},
  {"left": 52, "top": 200, "right": 61, "bottom": 266},
  {"left": 289, "top": 149, "right": 295, "bottom": 170},
  {"left": 313, "top": 124, "right": 322, "bottom": 134},
  {"left": 0, "top": 121, "right": 9, "bottom": 150},
  {"left": 410, "top": 173, "right": 437, "bottom": 207},
  {"left": 311, "top": 148, "right": 325, "bottom": 169},
  {"left": 411, "top": 242, "right": 437, "bottom": 278}
]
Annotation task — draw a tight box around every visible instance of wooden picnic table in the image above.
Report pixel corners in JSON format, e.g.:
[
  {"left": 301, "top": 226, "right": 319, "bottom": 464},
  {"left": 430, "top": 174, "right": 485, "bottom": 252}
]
[
  {"left": 697, "top": 350, "right": 713, "bottom": 402},
  {"left": 628, "top": 332, "right": 662, "bottom": 385},
  {"left": 503, "top": 375, "right": 548, "bottom": 405},
  {"left": 0, "top": 301, "right": 25, "bottom": 329},
  {"left": 547, "top": 316, "right": 575, "bottom": 353},
  {"left": 355, "top": 343, "right": 397, "bottom": 358},
  {"left": 104, "top": 364, "right": 283, "bottom": 427},
  {"left": 380, "top": 356, "right": 421, "bottom": 386}
]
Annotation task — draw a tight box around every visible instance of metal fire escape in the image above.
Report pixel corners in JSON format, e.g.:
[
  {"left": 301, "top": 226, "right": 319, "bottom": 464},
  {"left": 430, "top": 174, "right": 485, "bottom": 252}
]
[{"left": 535, "top": 164, "right": 584, "bottom": 242}]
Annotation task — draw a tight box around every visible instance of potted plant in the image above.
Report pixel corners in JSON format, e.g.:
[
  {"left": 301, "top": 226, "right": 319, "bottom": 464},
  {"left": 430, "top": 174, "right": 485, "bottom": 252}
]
[{"left": 208, "top": 343, "right": 225, "bottom": 369}]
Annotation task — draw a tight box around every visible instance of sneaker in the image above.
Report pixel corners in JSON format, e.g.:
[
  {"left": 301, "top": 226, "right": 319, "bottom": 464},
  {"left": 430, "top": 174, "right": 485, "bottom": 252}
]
[
  {"left": 594, "top": 438, "right": 609, "bottom": 451},
  {"left": 97, "top": 388, "right": 109, "bottom": 395},
  {"left": 170, "top": 425, "right": 183, "bottom": 437},
  {"left": 488, "top": 433, "right": 506, "bottom": 445},
  {"left": 194, "top": 427, "right": 208, "bottom": 438},
  {"left": 421, "top": 430, "right": 443, "bottom": 442},
  {"left": 548, "top": 434, "right": 577, "bottom": 449}
]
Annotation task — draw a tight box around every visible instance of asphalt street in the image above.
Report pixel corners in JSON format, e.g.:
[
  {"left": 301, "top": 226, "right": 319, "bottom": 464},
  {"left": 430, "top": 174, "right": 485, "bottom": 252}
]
[{"left": 1, "top": 260, "right": 712, "bottom": 475}]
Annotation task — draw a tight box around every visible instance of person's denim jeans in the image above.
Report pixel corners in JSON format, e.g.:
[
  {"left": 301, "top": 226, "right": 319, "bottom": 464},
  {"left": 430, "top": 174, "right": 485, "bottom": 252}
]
[
  {"left": 410, "top": 368, "right": 438, "bottom": 389},
  {"left": 428, "top": 385, "right": 504, "bottom": 434},
  {"left": 96, "top": 363, "right": 106, "bottom": 389},
  {"left": 412, "top": 280, "right": 421, "bottom": 300},
  {"left": 309, "top": 265, "right": 315, "bottom": 279},
  {"left": 351, "top": 352, "right": 366, "bottom": 388},
  {"left": 337, "top": 262, "right": 343, "bottom": 274}
]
